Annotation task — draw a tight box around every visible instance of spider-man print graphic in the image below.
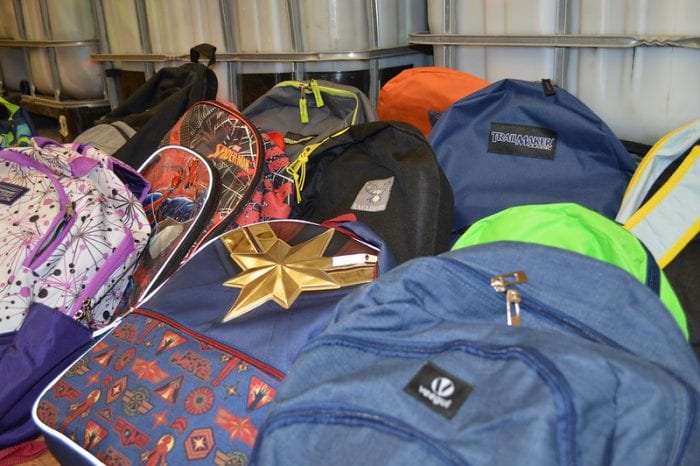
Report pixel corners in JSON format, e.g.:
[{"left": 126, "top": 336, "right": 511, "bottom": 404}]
[
  {"left": 124, "top": 147, "right": 213, "bottom": 308},
  {"left": 164, "top": 102, "right": 293, "bottom": 236},
  {"left": 166, "top": 102, "right": 262, "bottom": 235},
  {"left": 117, "top": 102, "right": 292, "bottom": 311}
]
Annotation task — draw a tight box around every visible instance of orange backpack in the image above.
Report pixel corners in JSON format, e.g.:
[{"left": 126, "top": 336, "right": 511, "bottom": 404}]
[{"left": 377, "top": 66, "right": 489, "bottom": 137}]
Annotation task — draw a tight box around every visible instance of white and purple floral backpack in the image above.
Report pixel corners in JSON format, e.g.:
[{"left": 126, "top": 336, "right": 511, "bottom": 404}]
[
  {"left": 0, "top": 137, "right": 151, "bottom": 333},
  {"left": 0, "top": 137, "right": 151, "bottom": 448}
]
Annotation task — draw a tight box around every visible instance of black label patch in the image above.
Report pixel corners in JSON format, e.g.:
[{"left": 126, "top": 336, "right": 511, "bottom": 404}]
[
  {"left": 404, "top": 362, "right": 473, "bottom": 419},
  {"left": 488, "top": 122, "right": 557, "bottom": 160},
  {"left": 0, "top": 181, "right": 28, "bottom": 205},
  {"left": 284, "top": 132, "right": 316, "bottom": 146}
]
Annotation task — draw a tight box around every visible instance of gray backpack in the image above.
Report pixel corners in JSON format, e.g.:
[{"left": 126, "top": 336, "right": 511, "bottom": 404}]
[
  {"left": 242, "top": 79, "right": 377, "bottom": 161},
  {"left": 73, "top": 120, "right": 136, "bottom": 155}
]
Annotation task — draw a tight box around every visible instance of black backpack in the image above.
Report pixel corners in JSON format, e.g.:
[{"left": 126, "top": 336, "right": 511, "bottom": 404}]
[
  {"left": 289, "top": 121, "right": 454, "bottom": 264},
  {"left": 105, "top": 44, "right": 219, "bottom": 168}
]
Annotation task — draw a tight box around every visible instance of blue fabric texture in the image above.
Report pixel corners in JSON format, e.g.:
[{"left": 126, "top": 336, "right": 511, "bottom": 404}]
[
  {"left": 428, "top": 79, "right": 637, "bottom": 234},
  {"left": 35, "top": 220, "right": 392, "bottom": 465},
  {"left": 252, "top": 242, "right": 700, "bottom": 466}
]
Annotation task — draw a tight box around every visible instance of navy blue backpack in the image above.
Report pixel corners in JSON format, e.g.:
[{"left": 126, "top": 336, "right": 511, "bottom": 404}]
[
  {"left": 33, "top": 219, "right": 395, "bottom": 466},
  {"left": 252, "top": 242, "right": 700, "bottom": 465},
  {"left": 428, "top": 79, "right": 637, "bottom": 237}
]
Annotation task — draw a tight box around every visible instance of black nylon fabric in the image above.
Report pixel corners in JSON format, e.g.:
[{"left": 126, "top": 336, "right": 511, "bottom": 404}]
[
  {"left": 107, "top": 59, "right": 218, "bottom": 168},
  {"left": 293, "top": 121, "right": 453, "bottom": 264},
  {"left": 665, "top": 238, "right": 700, "bottom": 360},
  {"left": 637, "top": 141, "right": 700, "bottom": 360}
]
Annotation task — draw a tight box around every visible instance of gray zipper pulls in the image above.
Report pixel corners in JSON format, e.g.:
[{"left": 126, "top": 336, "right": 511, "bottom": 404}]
[{"left": 490, "top": 271, "right": 528, "bottom": 326}]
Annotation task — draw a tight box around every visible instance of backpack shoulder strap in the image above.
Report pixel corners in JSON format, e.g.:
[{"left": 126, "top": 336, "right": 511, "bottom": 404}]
[{"left": 616, "top": 119, "right": 700, "bottom": 267}]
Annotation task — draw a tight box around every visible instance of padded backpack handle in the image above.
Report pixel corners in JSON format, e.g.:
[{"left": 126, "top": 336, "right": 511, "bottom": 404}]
[{"left": 190, "top": 43, "right": 216, "bottom": 67}]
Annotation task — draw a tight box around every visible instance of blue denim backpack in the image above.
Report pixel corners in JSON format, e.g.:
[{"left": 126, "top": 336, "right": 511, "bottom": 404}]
[{"left": 252, "top": 242, "right": 700, "bottom": 465}]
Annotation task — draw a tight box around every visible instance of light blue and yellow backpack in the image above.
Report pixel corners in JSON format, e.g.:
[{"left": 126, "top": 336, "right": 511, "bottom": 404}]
[{"left": 616, "top": 119, "right": 700, "bottom": 357}]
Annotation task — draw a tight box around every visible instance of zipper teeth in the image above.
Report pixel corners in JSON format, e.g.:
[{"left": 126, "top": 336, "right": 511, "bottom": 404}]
[
  {"left": 442, "top": 257, "right": 620, "bottom": 347},
  {"left": 300, "top": 123, "right": 425, "bottom": 179},
  {"left": 27, "top": 209, "right": 75, "bottom": 269},
  {"left": 135, "top": 308, "right": 285, "bottom": 380},
  {"left": 275, "top": 80, "right": 360, "bottom": 101}
]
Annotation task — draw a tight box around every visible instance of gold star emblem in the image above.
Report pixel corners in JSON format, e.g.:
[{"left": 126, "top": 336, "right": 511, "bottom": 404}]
[{"left": 220, "top": 223, "right": 376, "bottom": 322}]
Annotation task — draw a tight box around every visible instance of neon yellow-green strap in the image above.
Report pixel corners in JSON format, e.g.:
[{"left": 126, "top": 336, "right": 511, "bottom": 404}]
[
  {"left": 286, "top": 126, "right": 352, "bottom": 203},
  {"left": 286, "top": 145, "right": 314, "bottom": 203},
  {"left": 310, "top": 79, "right": 324, "bottom": 108},
  {"left": 0, "top": 96, "right": 20, "bottom": 117},
  {"left": 298, "top": 94, "right": 309, "bottom": 124}
]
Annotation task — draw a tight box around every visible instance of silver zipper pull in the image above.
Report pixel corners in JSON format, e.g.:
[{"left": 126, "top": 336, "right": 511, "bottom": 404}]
[
  {"left": 76, "top": 298, "right": 95, "bottom": 328},
  {"left": 490, "top": 271, "right": 527, "bottom": 327},
  {"left": 506, "top": 288, "right": 522, "bottom": 326}
]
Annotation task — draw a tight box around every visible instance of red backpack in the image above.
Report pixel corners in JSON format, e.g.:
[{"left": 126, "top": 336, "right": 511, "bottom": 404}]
[
  {"left": 162, "top": 100, "right": 293, "bottom": 242},
  {"left": 121, "top": 101, "right": 293, "bottom": 309}
]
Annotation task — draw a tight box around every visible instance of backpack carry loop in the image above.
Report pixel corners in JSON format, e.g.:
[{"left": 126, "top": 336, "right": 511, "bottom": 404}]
[{"left": 190, "top": 42, "right": 216, "bottom": 67}]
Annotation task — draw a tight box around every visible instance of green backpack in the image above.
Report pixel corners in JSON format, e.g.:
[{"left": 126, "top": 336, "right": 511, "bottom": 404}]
[{"left": 452, "top": 202, "right": 688, "bottom": 337}]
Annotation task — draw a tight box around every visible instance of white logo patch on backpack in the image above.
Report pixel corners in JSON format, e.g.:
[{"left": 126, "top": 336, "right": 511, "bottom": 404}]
[{"left": 351, "top": 176, "right": 395, "bottom": 212}]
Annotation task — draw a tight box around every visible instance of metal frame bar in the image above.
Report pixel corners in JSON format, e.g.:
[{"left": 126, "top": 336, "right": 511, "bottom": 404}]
[
  {"left": 408, "top": 33, "right": 700, "bottom": 49},
  {"left": 219, "top": 0, "right": 238, "bottom": 105},
  {"left": 439, "top": 0, "right": 455, "bottom": 68},
  {"left": 91, "top": 0, "right": 117, "bottom": 106},
  {"left": 134, "top": 0, "right": 155, "bottom": 79},
  {"left": 38, "top": 0, "right": 65, "bottom": 100},
  {"left": 288, "top": 0, "right": 304, "bottom": 81},
  {"left": 89, "top": 46, "right": 419, "bottom": 63},
  {"left": 10, "top": 0, "right": 34, "bottom": 95},
  {"left": 0, "top": 39, "right": 100, "bottom": 48},
  {"left": 553, "top": 0, "right": 572, "bottom": 89},
  {"left": 367, "top": 0, "right": 380, "bottom": 103}
]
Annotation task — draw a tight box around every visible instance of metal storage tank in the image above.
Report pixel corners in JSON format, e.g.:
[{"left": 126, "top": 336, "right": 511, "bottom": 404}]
[
  {"left": 93, "top": 0, "right": 429, "bottom": 107},
  {"left": 418, "top": 0, "right": 700, "bottom": 145}
]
